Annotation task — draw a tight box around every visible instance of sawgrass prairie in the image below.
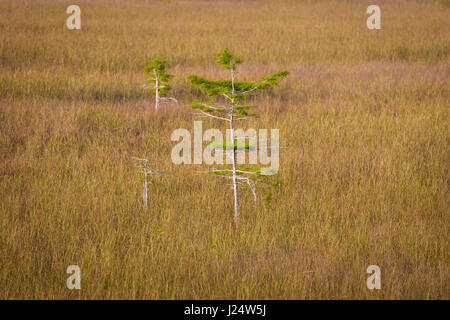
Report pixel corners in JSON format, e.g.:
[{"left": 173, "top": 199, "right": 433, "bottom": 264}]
[{"left": 0, "top": 0, "right": 449, "bottom": 299}]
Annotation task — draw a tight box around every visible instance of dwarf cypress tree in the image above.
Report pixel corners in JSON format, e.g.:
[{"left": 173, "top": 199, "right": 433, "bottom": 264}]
[
  {"left": 132, "top": 156, "right": 167, "bottom": 210},
  {"left": 143, "top": 58, "right": 177, "bottom": 111},
  {"left": 187, "top": 49, "right": 288, "bottom": 222}
]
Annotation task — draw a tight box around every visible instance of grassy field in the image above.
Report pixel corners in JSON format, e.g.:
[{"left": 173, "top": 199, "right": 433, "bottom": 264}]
[{"left": 0, "top": 0, "right": 448, "bottom": 299}]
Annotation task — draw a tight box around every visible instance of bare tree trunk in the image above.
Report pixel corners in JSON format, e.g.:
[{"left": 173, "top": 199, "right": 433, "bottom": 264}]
[
  {"left": 230, "top": 67, "right": 240, "bottom": 222},
  {"left": 154, "top": 70, "right": 160, "bottom": 111},
  {"left": 230, "top": 111, "right": 240, "bottom": 222}
]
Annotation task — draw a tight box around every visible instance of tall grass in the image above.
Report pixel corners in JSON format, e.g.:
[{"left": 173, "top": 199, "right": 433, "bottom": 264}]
[{"left": 0, "top": 0, "right": 448, "bottom": 299}]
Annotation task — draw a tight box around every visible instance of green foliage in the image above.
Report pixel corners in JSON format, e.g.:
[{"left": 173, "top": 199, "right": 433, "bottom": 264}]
[
  {"left": 263, "top": 190, "right": 272, "bottom": 209},
  {"left": 216, "top": 48, "right": 242, "bottom": 70},
  {"left": 188, "top": 49, "right": 288, "bottom": 101},
  {"left": 187, "top": 101, "right": 227, "bottom": 119},
  {"left": 211, "top": 141, "right": 256, "bottom": 151},
  {"left": 210, "top": 238, "right": 219, "bottom": 248},
  {"left": 187, "top": 100, "right": 258, "bottom": 118},
  {"left": 151, "top": 226, "right": 165, "bottom": 240},
  {"left": 136, "top": 169, "right": 147, "bottom": 183},
  {"left": 234, "top": 104, "right": 258, "bottom": 117},
  {"left": 187, "top": 75, "right": 253, "bottom": 96},
  {"left": 212, "top": 165, "right": 273, "bottom": 177},
  {"left": 234, "top": 105, "right": 255, "bottom": 110},
  {"left": 256, "top": 70, "right": 290, "bottom": 89},
  {"left": 186, "top": 101, "right": 215, "bottom": 112},
  {"left": 144, "top": 58, "right": 171, "bottom": 79},
  {"left": 210, "top": 238, "right": 225, "bottom": 260},
  {"left": 144, "top": 58, "right": 173, "bottom": 96},
  {"left": 187, "top": 70, "right": 289, "bottom": 99}
]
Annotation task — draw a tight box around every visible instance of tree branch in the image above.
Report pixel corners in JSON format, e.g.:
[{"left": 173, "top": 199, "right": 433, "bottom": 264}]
[{"left": 196, "top": 109, "right": 231, "bottom": 122}]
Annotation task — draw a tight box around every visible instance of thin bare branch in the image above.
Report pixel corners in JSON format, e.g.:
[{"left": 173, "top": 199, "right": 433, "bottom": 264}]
[
  {"left": 159, "top": 97, "right": 179, "bottom": 104},
  {"left": 196, "top": 109, "right": 231, "bottom": 122}
]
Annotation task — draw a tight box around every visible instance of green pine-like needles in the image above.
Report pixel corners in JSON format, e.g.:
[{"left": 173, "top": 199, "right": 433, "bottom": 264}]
[
  {"left": 144, "top": 58, "right": 177, "bottom": 111},
  {"left": 187, "top": 48, "right": 289, "bottom": 222}
]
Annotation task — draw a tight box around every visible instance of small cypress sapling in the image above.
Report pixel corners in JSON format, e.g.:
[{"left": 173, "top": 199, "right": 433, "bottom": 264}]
[
  {"left": 143, "top": 58, "right": 177, "bottom": 111},
  {"left": 187, "top": 48, "right": 288, "bottom": 222},
  {"left": 132, "top": 157, "right": 166, "bottom": 210}
]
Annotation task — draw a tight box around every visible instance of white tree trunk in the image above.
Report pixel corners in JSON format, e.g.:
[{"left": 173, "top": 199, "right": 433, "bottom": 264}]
[
  {"left": 230, "top": 113, "right": 241, "bottom": 222},
  {"left": 230, "top": 67, "right": 240, "bottom": 222}
]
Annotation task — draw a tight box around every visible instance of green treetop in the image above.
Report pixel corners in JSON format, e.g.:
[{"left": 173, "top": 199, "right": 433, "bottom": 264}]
[{"left": 144, "top": 58, "right": 177, "bottom": 111}]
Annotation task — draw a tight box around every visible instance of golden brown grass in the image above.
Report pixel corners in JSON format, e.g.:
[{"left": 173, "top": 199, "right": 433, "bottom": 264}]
[{"left": 0, "top": 0, "right": 448, "bottom": 299}]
